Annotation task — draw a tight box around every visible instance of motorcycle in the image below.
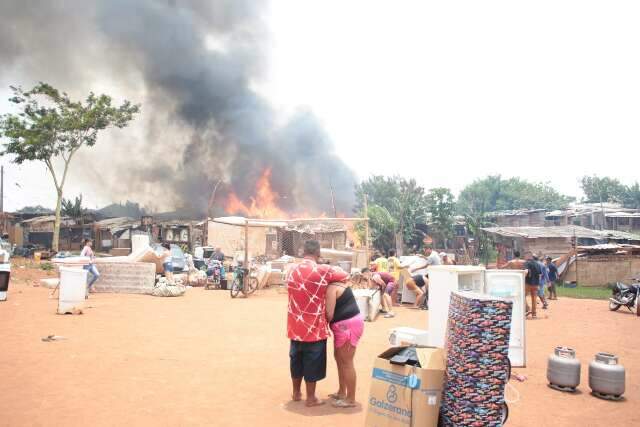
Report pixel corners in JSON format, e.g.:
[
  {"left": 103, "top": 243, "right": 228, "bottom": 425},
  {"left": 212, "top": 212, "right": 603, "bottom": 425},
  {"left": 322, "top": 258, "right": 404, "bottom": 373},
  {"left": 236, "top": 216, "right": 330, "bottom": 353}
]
[{"left": 609, "top": 279, "right": 640, "bottom": 316}]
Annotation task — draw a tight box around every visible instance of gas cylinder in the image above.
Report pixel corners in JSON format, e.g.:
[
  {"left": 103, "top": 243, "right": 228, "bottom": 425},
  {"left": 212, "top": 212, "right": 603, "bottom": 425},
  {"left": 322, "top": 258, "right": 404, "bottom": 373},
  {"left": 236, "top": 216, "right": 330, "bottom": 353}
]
[
  {"left": 589, "top": 353, "right": 625, "bottom": 400},
  {"left": 547, "top": 346, "right": 581, "bottom": 392}
]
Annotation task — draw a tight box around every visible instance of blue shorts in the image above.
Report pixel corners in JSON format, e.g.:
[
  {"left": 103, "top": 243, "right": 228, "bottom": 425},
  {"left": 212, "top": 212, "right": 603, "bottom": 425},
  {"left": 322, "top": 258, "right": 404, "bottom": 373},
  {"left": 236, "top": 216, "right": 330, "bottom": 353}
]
[
  {"left": 289, "top": 340, "right": 327, "bottom": 382},
  {"left": 538, "top": 283, "right": 546, "bottom": 297}
]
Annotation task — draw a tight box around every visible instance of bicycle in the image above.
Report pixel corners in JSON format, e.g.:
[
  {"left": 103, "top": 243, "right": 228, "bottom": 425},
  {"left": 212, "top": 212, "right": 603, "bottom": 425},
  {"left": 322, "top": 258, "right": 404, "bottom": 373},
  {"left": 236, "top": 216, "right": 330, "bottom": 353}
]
[{"left": 230, "top": 263, "right": 259, "bottom": 298}]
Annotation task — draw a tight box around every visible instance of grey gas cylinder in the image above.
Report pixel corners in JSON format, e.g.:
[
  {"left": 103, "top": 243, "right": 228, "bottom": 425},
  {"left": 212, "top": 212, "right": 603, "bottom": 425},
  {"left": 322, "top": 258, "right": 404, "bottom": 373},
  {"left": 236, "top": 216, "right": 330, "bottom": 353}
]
[
  {"left": 589, "top": 353, "right": 625, "bottom": 400},
  {"left": 547, "top": 346, "right": 581, "bottom": 392}
]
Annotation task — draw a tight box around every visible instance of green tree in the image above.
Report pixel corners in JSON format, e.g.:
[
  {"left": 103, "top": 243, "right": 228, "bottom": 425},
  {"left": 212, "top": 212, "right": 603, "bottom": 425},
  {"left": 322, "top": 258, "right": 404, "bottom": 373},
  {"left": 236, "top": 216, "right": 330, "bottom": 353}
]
[
  {"left": 0, "top": 83, "right": 139, "bottom": 250},
  {"left": 457, "top": 175, "right": 571, "bottom": 214},
  {"left": 580, "top": 175, "right": 627, "bottom": 204},
  {"left": 465, "top": 212, "right": 497, "bottom": 266},
  {"left": 354, "top": 175, "right": 401, "bottom": 212},
  {"left": 61, "top": 194, "right": 86, "bottom": 220},
  {"left": 426, "top": 188, "right": 456, "bottom": 249},
  {"left": 356, "top": 204, "right": 396, "bottom": 253},
  {"left": 355, "top": 176, "right": 428, "bottom": 253},
  {"left": 623, "top": 183, "right": 640, "bottom": 209},
  {"left": 16, "top": 205, "right": 53, "bottom": 214}
]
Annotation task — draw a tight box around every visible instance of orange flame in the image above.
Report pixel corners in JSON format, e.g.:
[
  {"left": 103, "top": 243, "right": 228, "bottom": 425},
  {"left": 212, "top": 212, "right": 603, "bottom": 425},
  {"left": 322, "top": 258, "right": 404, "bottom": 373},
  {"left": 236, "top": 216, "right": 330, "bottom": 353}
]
[
  {"left": 225, "top": 168, "right": 288, "bottom": 218},
  {"left": 224, "top": 168, "right": 345, "bottom": 219}
]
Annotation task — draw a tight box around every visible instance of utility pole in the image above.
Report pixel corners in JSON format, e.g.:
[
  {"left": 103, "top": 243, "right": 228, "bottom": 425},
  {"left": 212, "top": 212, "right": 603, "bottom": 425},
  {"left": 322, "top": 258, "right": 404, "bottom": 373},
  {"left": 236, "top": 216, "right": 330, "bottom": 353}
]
[
  {"left": 1, "top": 165, "right": 4, "bottom": 213},
  {"left": 329, "top": 180, "right": 337, "bottom": 218},
  {"left": 573, "top": 230, "right": 578, "bottom": 286},
  {"left": 364, "top": 194, "right": 370, "bottom": 263},
  {"left": 244, "top": 219, "right": 249, "bottom": 287}
]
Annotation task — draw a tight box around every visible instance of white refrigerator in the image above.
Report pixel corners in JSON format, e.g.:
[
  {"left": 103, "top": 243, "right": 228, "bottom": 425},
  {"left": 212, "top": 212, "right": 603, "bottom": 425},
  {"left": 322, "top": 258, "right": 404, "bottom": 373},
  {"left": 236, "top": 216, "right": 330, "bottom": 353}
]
[{"left": 428, "top": 265, "right": 527, "bottom": 367}]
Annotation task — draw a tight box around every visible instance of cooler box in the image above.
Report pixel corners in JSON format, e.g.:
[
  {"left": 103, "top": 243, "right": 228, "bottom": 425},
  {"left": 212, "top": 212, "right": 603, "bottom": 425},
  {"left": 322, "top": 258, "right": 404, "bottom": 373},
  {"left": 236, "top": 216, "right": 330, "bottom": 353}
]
[
  {"left": 0, "top": 263, "right": 10, "bottom": 301},
  {"left": 353, "top": 288, "right": 381, "bottom": 322},
  {"left": 58, "top": 267, "right": 88, "bottom": 314}
]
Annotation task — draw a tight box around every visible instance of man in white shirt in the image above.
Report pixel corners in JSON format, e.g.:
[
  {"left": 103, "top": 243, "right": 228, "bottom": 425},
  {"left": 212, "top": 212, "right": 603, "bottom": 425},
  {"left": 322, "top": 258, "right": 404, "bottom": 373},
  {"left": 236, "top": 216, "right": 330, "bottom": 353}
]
[{"left": 409, "top": 246, "right": 441, "bottom": 271}]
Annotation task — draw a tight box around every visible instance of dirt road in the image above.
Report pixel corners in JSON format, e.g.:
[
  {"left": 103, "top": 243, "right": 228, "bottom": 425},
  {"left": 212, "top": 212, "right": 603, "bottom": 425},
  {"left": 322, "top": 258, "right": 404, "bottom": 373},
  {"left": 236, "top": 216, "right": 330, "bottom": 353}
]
[{"left": 0, "top": 276, "right": 637, "bottom": 426}]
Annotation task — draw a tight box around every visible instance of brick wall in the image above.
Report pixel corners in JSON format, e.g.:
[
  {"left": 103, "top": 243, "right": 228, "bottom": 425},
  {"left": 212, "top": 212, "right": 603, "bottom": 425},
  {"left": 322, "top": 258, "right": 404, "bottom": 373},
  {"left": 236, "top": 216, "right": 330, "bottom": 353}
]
[{"left": 563, "top": 255, "right": 640, "bottom": 287}]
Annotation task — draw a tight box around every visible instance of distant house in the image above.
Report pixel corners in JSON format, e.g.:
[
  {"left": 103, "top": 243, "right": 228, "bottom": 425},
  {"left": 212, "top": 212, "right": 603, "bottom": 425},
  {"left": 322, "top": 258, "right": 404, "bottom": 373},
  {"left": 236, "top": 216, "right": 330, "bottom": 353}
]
[
  {"left": 94, "top": 217, "right": 203, "bottom": 253},
  {"left": 486, "top": 209, "right": 547, "bottom": 227},
  {"left": 207, "top": 216, "right": 363, "bottom": 261},
  {"left": 545, "top": 203, "right": 640, "bottom": 231},
  {"left": 481, "top": 225, "right": 640, "bottom": 259},
  {"left": 20, "top": 215, "right": 80, "bottom": 249},
  {"left": 93, "top": 217, "right": 140, "bottom": 252},
  {"left": 155, "top": 220, "right": 201, "bottom": 250},
  {"left": 604, "top": 212, "right": 640, "bottom": 232}
]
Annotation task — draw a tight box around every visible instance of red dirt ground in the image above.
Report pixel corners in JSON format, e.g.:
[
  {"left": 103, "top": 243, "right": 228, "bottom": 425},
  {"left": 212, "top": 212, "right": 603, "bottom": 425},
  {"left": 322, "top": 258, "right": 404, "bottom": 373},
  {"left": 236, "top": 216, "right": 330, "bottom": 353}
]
[{"left": 1, "top": 267, "right": 638, "bottom": 427}]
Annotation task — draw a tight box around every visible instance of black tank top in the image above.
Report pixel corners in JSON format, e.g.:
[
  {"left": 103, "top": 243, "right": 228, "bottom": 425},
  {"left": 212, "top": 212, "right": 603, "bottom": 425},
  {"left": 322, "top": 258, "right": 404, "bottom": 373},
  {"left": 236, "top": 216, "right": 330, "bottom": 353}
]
[{"left": 331, "top": 286, "right": 360, "bottom": 324}]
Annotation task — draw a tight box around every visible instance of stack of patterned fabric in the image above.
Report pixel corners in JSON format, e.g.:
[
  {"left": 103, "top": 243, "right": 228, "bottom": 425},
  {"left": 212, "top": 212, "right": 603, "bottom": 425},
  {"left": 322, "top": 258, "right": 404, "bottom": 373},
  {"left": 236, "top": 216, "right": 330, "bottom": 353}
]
[{"left": 440, "top": 291, "right": 513, "bottom": 426}]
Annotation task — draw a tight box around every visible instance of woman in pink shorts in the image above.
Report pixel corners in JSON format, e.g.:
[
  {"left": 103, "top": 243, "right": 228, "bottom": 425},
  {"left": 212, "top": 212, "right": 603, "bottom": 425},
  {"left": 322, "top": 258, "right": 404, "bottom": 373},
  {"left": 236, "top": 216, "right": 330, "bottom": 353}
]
[{"left": 325, "top": 282, "right": 364, "bottom": 408}]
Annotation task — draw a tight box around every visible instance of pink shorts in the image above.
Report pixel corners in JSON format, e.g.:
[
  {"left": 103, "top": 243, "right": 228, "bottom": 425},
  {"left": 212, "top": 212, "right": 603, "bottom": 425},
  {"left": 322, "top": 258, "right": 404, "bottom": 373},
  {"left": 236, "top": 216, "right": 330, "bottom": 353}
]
[{"left": 330, "top": 314, "right": 364, "bottom": 348}]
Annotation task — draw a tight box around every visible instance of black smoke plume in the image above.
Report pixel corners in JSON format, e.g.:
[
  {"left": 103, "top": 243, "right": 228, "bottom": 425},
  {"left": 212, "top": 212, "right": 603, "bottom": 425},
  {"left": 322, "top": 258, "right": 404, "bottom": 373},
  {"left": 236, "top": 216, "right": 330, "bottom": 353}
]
[{"left": 0, "top": 0, "right": 355, "bottom": 217}]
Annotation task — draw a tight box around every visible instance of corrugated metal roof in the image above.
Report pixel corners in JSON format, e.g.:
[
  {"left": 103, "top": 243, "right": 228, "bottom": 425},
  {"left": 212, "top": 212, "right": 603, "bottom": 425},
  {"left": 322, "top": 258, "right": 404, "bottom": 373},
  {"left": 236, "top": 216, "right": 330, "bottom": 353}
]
[
  {"left": 95, "top": 217, "right": 137, "bottom": 227},
  {"left": 212, "top": 216, "right": 289, "bottom": 227},
  {"left": 21, "top": 215, "right": 59, "bottom": 224},
  {"left": 577, "top": 243, "right": 640, "bottom": 251},
  {"left": 481, "top": 225, "right": 640, "bottom": 241},
  {"left": 486, "top": 209, "right": 547, "bottom": 217},
  {"left": 605, "top": 212, "right": 640, "bottom": 218},
  {"left": 212, "top": 216, "right": 364, "bottom": 229}
]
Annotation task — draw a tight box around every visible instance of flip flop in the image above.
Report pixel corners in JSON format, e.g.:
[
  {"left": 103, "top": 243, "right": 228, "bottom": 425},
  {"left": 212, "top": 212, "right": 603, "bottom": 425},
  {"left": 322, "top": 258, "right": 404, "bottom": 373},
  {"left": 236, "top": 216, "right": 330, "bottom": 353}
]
[
  {"left": 332, "top": 399, "right": 356, "bottom": 408},
  {"left": 328, "top": 393, "right": 345, "bottom": 400}
]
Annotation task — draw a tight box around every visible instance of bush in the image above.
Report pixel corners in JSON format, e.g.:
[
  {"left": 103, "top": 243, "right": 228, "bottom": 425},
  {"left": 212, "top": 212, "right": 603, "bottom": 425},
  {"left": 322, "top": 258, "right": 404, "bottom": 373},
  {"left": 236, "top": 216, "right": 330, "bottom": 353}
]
[{"left": 40, "top": 262, "right": 54, "bottom": 271}]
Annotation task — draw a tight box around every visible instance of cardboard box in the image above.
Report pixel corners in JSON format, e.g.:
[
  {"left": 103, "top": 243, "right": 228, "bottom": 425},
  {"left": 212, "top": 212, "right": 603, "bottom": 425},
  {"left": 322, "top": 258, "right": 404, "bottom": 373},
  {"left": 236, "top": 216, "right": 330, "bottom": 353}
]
[{"left": 365, "top": 346, "right": 445, "bottom": 427}]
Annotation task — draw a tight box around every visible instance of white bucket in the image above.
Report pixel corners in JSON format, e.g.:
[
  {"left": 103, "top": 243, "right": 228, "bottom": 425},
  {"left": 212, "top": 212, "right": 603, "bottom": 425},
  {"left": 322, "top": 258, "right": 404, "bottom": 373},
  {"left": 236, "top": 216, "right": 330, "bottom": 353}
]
[
  {"left": 58, "top": 267, "right": 88, "bottom": 314},
  {"left": 353, "top": 288, "right": 381, "bottom": 321}
]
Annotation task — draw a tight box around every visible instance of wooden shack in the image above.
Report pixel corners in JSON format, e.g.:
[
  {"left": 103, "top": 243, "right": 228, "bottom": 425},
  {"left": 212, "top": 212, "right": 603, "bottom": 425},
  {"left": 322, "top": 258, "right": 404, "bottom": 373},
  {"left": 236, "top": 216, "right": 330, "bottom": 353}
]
[
  {"left": 482, "top": 225, "right": 640, "bottom": 259},
  {"left": 207, "top": 216, "right": 366, "bottom": 261}
]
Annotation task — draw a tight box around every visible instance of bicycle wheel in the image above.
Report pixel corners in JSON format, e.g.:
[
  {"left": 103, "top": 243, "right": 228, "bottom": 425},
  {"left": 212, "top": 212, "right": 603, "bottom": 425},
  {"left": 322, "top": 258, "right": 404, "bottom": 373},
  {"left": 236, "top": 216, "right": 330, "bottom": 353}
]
[
  {"left": 230, "top": 278, "right": 242, "bottom": 298},
  {"left": 246, "top": 277, "right": 259, "bottom": 295}
]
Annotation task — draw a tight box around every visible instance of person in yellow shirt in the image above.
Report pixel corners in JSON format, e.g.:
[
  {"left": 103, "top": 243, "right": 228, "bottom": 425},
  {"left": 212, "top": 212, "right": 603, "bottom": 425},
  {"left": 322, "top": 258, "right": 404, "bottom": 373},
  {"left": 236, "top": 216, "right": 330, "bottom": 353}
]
[
  {"left": 386, "top": 249, "right": 402, "bottom": 305},
  {"left": 387, "top": 249, "right": 401, "bottom": 281},
  {"left": 373, "top": 252, "right": 389, "bottom": 273}
]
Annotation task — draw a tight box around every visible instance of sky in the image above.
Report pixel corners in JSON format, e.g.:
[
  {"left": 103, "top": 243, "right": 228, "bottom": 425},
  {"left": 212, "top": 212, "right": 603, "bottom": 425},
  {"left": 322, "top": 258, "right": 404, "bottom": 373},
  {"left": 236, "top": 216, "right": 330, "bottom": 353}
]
[{"left": 1, "top": 0, "right": 639, "bottom": 211}]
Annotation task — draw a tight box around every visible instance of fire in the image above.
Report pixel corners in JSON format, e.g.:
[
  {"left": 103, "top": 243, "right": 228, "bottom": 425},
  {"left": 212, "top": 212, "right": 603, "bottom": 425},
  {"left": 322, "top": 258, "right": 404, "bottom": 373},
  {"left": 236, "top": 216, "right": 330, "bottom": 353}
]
[
  {"left": 224, "top": 168, "right": 341, "bottom": 219},
  {"left": 225, "top": 168, "right": 288, "bottom": 218}
]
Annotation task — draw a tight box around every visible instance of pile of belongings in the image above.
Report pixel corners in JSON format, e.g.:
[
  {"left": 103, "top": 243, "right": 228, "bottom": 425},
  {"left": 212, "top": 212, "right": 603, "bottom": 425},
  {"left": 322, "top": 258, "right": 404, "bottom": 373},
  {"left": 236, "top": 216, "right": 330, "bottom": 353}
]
[
  {"left": 187, "top": 270, "right": 207, "bottom": 287},
  {"left": 152, "top": 276, "right": 187, "bottom": 297},
  {"left": 348, "top": 271, "right": 370, "bottom": 289}
]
